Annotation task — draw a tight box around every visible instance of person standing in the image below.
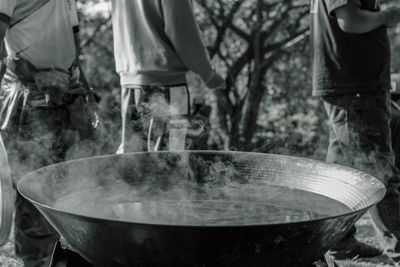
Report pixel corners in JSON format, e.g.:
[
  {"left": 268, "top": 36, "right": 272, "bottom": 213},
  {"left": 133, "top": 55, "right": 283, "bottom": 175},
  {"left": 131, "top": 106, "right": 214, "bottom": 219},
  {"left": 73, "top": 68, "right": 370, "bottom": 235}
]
[
  {"left": 0, "top": 0, "right": 96, "bottom": 266},
  {"left": 390, "top": 74, "right": 400, "bottom": 179},
  {"left": 111, "top": 0, "right": 229, "bottom": 153},
  {"left": 311, "top": 0, "right": 400, "bottom": 257}
]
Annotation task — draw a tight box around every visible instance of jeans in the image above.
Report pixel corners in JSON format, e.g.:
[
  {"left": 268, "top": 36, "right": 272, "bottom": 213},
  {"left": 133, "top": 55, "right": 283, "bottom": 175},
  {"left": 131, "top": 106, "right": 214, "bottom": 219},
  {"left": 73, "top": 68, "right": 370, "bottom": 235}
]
[
  {"left": 322, "top": 89, "right": 399, "bottom": 188},
  {"left": 322, "top": 89, "right": 400, "bottom": 246},
  {"left": 391, "top": 100, "right": 400, "bottom": 172}
]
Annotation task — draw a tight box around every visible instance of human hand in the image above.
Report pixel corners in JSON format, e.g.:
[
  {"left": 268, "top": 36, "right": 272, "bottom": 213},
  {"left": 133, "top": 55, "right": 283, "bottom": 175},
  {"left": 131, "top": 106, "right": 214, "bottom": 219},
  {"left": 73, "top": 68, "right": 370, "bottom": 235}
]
[
  {"left": 206, "top": 70, "right": 226, "bottom": 90},
  {"left": 383, "top": 6, "right": 400, "bottom": 28}
]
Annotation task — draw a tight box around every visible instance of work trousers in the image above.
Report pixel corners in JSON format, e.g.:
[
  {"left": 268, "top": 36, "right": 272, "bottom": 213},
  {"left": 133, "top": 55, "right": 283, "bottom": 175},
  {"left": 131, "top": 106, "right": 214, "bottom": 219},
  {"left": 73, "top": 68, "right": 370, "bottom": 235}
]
[
  {"left": 0, "top": 77, "right": 94, "bottom": 266},
  {"left": 322, "top": 89, "right": 398, "bottom": 187},
  {"left": 322, "top": 88, "right": 400, "bottom": 250},
  {"left": 118, "top": 84, "right": 191, "bottom": 153}
]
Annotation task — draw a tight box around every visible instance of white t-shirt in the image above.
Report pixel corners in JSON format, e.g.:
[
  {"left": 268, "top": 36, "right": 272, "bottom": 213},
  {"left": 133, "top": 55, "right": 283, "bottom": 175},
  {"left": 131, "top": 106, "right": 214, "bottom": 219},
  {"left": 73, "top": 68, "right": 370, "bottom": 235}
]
[{"left": 0, "top": 0, "right": 79, "bottom": 71}]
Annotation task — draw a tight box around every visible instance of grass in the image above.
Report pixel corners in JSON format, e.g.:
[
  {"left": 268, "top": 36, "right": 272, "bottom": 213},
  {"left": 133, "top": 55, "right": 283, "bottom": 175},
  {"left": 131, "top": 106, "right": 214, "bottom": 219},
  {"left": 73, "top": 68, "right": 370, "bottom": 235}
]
[
  {"left": 315, "top": 215, "right": 400, "bottom": 267},
  {"left": 0, "top": 229, "right": 22, "bottom": 267}
]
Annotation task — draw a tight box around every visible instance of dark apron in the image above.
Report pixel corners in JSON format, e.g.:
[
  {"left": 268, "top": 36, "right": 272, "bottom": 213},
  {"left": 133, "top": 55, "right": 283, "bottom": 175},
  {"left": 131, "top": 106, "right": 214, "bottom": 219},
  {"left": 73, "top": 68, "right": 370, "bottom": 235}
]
[
  {"left": 0, "top": 62, "right": 98, "bottom": 139},
  {"left": 0, "top": 60, "right": 99, "bottom": 267}
]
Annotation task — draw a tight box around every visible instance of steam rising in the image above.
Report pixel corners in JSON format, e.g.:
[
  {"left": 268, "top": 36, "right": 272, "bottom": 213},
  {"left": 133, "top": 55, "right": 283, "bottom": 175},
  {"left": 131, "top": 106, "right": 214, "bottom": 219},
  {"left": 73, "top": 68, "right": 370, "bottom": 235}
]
[
  {"left": 13, "top": 87, "right": 380, "bottom": 229},
  {"left": 48, "top": 152, "right": 353, "bottom": 226}
]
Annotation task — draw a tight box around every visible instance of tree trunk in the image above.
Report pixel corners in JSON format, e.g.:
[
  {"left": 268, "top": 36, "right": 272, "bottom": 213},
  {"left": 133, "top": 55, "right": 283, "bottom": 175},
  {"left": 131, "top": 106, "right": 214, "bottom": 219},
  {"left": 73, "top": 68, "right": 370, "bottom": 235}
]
[
  {"left": 239, "top": 73, "right": 266, "bottom": 150},
  {"left": 237, "top": 0, "right": 266, "bottom": 151}
]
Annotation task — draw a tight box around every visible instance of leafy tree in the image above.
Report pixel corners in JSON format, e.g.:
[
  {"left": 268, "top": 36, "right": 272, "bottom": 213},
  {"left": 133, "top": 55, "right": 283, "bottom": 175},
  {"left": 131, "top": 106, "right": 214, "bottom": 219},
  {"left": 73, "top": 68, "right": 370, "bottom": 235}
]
[{"left": 194, "top": 0, "right": 310, "bottom": 151}]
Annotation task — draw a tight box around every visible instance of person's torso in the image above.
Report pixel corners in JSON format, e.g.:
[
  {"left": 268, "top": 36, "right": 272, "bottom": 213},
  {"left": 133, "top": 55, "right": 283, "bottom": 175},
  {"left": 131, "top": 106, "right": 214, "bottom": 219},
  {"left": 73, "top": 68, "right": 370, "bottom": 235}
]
[
  {"left": 5, "top": 0, "right": 77, "bottom": 72},
  {"left": 311, "top": 0, "right": 391, "bottom": 96},
  {"left": 111, "top": 0, "right": 188, "bottom": 86}
]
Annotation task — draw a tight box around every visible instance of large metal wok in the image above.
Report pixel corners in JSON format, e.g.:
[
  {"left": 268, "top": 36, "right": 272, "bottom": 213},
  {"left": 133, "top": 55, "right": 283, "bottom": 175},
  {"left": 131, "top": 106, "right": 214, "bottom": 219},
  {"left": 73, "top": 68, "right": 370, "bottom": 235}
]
[{"left": 17, "top": 151, "right": 385, "bottom": 267}]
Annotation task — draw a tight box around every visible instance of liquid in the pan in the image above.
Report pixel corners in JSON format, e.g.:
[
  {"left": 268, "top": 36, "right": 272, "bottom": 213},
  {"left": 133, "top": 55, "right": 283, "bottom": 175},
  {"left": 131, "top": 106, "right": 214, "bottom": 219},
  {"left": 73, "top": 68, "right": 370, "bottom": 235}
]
[{"left": 54, "top": 185, "right": 352, "bottom": 226}]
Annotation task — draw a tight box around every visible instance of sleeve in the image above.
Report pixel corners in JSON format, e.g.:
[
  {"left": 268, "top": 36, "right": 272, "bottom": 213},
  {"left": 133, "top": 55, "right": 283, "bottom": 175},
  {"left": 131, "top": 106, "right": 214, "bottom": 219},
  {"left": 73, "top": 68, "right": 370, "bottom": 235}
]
[
  {"left": 69, "top": 0, "right": 80, "bottom": 33},
  {"left": 0, "top": 0, "right": 17, "bottom": 25},
  {"left": 325, "top": 0, "right": 360, "bottom": 16},
  {"left": 161, "top": 0, "right": 216, "bottom": 87}
]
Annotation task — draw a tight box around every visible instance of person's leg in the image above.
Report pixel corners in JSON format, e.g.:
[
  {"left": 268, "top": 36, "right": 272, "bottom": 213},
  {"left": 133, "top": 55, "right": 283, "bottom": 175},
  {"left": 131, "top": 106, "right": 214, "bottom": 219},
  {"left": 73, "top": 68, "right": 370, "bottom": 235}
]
[
  {"left": 141, "top": 86, "right": 170, "bottom": 151},
  {"left": 322, "top": 94, "right": 362, "bottom": 167},
  {"left": 5, "top": 132, "right": 59, "bottom": 267},
  {"left": 117, "top": 86, "right": 151, "bottom": 153},
  {"left": 117, "top": 86, "right": 134, "bottom": 154},
  {"left": 323, "top": 110, "right": 359, "bottom": 243},
  {"left": 322, "top": 93, "right": 385, "bottom": 257},
  {"left": 167, "top": 85, "right": 190, "bottom": 151},
  {"left": 14, "top": 194, "right": 59, "bottom": 267},
  {"left": 323, "top": 91, "right": 399, "bottom": 186},
  {"left": 326, "top": 123, "right": 347, "bottom": 165},
  {"left": 390, "top": 100, "right": 400, "bottom": 171},
  {"left": 387, "top": 100, "right": 400, "bottom": 252},
  {"left": 10, "top": 106, "right": 69, "bottom": 267},
  {"left": 119, "top": 85, "right": 190, "bottom": 153},
  {"left": 354, "top": 92, "right": 400, "bottom": 253}
]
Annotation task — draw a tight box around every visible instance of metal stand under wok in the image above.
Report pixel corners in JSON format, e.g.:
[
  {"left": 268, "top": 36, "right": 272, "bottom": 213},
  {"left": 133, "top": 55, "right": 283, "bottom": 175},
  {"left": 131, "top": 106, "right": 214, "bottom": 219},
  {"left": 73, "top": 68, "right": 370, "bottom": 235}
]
[
  {"left": 49, "top": 240, "right": 325, "bottom": 267},
  {"left": 50, "top": 241, "right": 93, "bottom": 267}
]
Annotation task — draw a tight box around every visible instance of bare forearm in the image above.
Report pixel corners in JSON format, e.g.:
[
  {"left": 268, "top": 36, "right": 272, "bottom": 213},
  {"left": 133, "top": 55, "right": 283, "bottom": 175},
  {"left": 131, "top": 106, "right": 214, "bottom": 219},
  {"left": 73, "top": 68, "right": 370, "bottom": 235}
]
[
  {"left": 73, "top": 32, "right": 80, "bottom": 64},
  {"left": 338, "top": 11, "right": 385, "bottom": 33},
  {"left": 335, "top": 4, "right": 386, "bottom": 34}
]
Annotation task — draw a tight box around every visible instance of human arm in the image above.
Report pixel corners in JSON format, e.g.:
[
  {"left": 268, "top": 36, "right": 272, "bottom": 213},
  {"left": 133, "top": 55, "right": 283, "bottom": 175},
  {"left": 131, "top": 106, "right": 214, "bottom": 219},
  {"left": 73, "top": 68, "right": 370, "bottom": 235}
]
[
  {"left": 69, "top": 0, "right": 91, "bottom": 90},
  {"left": 73, "top": 31, "right": 91, "bottom": 91},
  {"left": 0, "top": 0, "right": 15, "bottom": 82},
  {"left": 161, "top": 0, "right": 232, "bottom": 148},
  {"left": 70, "top": 0, "right": 81, "bottom": 65},
  {"left": 73, "top": 31, "right": 81, "bottom": 64},
  {"left": 333, "top": 1, "right": 400, "bottom": 34},
  {"left": 0, "top": 21, "right": 7, "bottom": 82},
  {"left": 206, "top": 88, "right": 233, "bottom": 150},
  {"left": 161, "top": 0, "right": 225, "bottom": 90}
]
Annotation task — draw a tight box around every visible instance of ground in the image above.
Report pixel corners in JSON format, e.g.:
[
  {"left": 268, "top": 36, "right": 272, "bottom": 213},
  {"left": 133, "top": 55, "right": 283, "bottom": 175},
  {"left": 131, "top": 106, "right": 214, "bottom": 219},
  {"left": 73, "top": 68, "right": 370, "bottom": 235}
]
[
  {"left": 0, "top": 230, "right": 21, "bottom": 267},
  {"left": 0, "top": 215, "right": 398, "bottom": 266},
  {"left": 315, "top": 215, "right": 400, "bottom": 267}
]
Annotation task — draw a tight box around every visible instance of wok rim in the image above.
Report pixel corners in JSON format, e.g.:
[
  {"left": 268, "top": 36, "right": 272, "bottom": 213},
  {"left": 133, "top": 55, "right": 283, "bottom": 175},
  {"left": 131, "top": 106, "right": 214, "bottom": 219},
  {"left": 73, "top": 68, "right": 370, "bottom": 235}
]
[{"left": 17, "top": 151, "right": 386, "bottom": 229}]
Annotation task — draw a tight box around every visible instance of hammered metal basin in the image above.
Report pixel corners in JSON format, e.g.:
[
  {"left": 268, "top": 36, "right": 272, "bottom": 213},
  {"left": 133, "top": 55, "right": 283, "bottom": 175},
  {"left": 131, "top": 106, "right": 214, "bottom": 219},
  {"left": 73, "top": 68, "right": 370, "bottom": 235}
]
[{"left": 17, "top": 151, "right": 385, "bottom": 267}]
